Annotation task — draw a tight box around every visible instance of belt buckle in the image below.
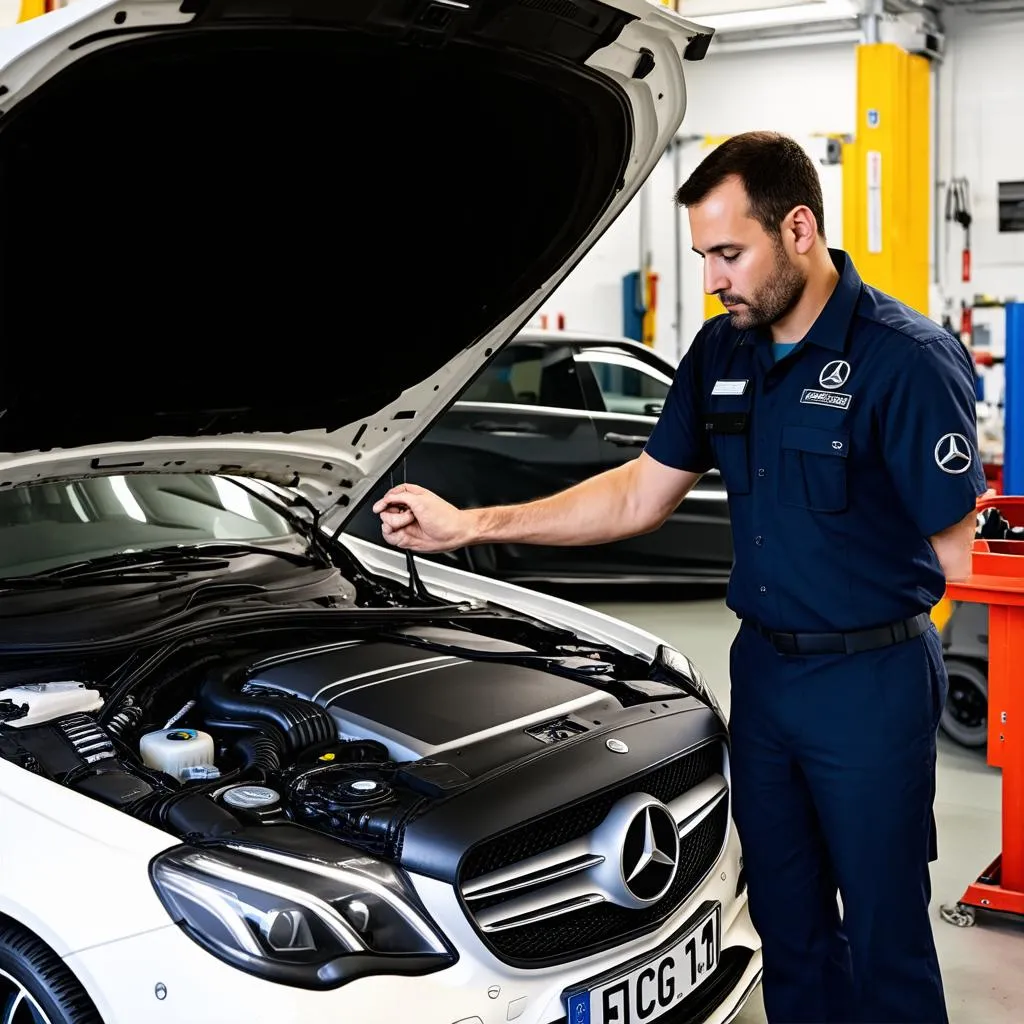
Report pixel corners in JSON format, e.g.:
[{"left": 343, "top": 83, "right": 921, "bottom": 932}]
[{"left": 773, "top": 631, "right": 798, "bottom": 655}]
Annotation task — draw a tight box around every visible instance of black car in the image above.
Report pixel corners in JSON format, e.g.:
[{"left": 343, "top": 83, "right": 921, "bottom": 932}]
[{"left": 351, "top": 329, "right": 735, "bottom": 585}]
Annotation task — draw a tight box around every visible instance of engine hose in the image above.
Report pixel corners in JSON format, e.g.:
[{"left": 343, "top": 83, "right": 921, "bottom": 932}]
[
  {"left": 198, "top": 669, "right": 335, "bottom": 752},
  {"left": 107, "top": 703, "right": 145, "bottom": 741},
  {"left": 232, "top": 730, "right": 282, "bottom": 780}
]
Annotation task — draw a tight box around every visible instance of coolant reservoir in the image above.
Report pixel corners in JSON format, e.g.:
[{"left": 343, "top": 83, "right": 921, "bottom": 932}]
[
  {"left": 140, "top": 727, "right": 216, "bottom": 780},
  {"left": 1, "top": 682, "right": 103, "bottom": 727}
]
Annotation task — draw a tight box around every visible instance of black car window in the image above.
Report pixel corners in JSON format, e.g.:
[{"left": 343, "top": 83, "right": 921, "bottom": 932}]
[
  {"left": 576, "top": 348, "right": 672, "bottom": 416},
  {"left": 461, "top": 344, "right": 585, "bottom": 410},
  {"left": 0, "top": 474, "right": 297, "bottom": 576}
]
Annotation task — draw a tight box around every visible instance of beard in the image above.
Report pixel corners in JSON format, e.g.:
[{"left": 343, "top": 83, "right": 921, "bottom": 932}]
[{"left": 719, "top": 241, "right": 807, "bottom": 331}]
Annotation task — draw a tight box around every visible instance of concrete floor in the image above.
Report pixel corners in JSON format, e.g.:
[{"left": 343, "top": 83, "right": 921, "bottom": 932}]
[{"left": 575, "top": 584, "right": 1024, "bottom": 1023}]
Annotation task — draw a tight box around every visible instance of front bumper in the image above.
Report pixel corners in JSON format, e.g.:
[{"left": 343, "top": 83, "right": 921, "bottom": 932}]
[{"left": 64, "top": 826, "right": 760, "bottom": 1024}]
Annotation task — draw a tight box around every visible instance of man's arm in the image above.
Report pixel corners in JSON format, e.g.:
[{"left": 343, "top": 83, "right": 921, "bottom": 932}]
[
  {"left": 879, "top": 335, "right": 988, "bottom": 578},
  {"left": 373, "top": 453, "right": 701, "bottom": 553},
  {"left": 929, "top": 506, "right": 978, "bottom": 583}
]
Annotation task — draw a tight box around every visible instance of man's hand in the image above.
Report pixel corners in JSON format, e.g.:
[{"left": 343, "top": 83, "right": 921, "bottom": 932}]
[{"left": 372, "top": 484, "right": 474, "bottom": 552}]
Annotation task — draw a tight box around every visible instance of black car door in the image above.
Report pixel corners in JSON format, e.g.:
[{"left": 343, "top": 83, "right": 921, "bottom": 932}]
[
  {"left": 395, "top": 340, "right": 604, "bottom": 578},
  {"left": 572, "top": 343, "right": 734, "bottom": 580}
]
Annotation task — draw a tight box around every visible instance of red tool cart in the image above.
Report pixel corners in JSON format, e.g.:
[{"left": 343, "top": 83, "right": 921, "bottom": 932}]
[{"left": 941, "top": 495, "right": 1024, "bottom": 927}]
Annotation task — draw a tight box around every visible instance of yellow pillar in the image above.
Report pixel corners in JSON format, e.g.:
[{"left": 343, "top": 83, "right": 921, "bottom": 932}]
[
  {"left": 842, "top": 43, "right": 931, "bottom": 314},
  {"left": 18, "top": 0, "right": 46, "bottom": 20},
  {"left": 704, "top": 292, "right": 727, "bottom": 320}
]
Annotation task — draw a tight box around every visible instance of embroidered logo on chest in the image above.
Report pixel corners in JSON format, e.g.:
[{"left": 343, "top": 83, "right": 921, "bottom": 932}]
[
  {"left": 819, "top": 360, "right": 851, "bottom": 389},
  {"left": 800, "top": 389, "right": 852, "bottom": 409}
]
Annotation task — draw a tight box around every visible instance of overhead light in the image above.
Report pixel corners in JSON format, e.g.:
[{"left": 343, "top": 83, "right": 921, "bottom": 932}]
[
  {"left": 680, "top": 0, "right": 821, "bottom": 14},
  {"left": 681, "top": 0, "right": 860, "bottom": 32}
]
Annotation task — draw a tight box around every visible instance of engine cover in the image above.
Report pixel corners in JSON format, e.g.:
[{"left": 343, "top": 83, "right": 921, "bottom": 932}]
[{"left": 245, "top": 639, "right": 607, "bottom": 762}]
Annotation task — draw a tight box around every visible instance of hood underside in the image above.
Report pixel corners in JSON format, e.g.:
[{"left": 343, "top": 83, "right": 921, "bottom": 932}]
[{"left": 0, "top": 0, "right": 706, "bottom": 518}]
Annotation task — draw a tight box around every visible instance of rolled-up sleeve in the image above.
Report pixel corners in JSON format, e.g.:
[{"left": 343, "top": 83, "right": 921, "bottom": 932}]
[
  {"left": 644, "top": 323, "right": 715, "bottom": 474},
  {"left": 880, "top": 334, "right": 987, "bottom": 538}
]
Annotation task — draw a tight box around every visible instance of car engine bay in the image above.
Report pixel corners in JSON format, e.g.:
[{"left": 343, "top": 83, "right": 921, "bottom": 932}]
[{"left": 0, "top": 613, "right": 718, "bottom": 869}]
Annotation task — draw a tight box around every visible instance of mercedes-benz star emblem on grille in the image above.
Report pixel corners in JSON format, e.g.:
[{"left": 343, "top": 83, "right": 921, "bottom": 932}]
[{"left": 621, "top": 803, "right": 680, "bottom": 902}]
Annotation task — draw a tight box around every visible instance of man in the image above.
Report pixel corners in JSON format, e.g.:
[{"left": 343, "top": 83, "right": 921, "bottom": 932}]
[{"left": 373, "top": 131, "right": 987, "bottom": 1023}]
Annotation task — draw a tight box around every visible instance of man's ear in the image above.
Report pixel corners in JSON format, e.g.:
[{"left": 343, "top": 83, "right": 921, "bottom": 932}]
[{"left": 785, "top": 205, "right": 819, "bottom": 255}]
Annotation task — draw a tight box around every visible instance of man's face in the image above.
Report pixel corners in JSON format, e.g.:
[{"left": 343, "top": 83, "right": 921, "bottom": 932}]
[{"left": 688, "top": 175, "right": 806, "bottom": 332}]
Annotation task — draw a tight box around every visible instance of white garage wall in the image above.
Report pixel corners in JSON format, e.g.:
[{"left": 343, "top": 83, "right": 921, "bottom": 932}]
[
  {"left": 935, "top": 7, "right": 1024, "bottom": 314},
  {"left": 536, "top": 40, "right": 857, "bottom": 364}
]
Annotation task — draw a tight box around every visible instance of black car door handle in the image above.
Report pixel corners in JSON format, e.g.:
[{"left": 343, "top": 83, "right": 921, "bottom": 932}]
[
  {"left": 603, "top": 432, "right": 649, "bottom": 447},
  {"left": 471, "top": 420, "right": 541, "bottom": 435}
]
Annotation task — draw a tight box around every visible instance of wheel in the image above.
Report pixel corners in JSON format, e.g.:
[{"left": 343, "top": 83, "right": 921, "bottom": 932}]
[
  {"left": 939, "top": 902, "right": 977, "bottom": 928},
  {"left": 940, "top": 659, "right": 989, "bottom": 748},
  {"left": 0, "top": 923, "right": 103, "bottom": 1024}
]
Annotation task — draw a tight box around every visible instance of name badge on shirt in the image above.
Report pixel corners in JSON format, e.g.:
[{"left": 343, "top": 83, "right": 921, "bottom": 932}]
[{"left": 712, "top": 379, "right": 749, "bottom": 397}]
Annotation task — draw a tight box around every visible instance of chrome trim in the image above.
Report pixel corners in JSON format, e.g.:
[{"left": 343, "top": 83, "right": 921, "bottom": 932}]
[
  {"left": 245, "top": 640, "right": 362, "bottom": 677},
  {"left": 478, "top": 894, "right": 607, "bottom": 933},
  {"left": 331, "top": 689, "right": 606, "bottom": 762},
  {"left": 462, "top": 749, "right": 731, "bottom": 934},
  {"left": 666, "top": 774, "right": 729, "bottom": 835},
  {"left": 454, "top": 400, "right": 596, "bottom": 419},
  {"left": 325, "top": 659, "right": 467, "bottom": 705},
  {"left": 462, "top": 841, "right": 600, "bottom": 900},
  {"left": 312, "top": 655, "right": 460, "bottom": 702}
]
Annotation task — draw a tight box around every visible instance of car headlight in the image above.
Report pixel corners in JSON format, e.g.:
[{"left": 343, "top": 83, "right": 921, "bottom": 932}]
[
  {"left": 150, "top": 843, "right": 455, "bottom": 988},
  {"left": 654, "top": 644, "right": 726, "bottom": 724}
]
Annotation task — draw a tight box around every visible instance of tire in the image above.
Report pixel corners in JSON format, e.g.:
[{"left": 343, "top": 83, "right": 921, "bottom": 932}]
[
  {"left": 0, "top": 923, "right": 104, "bottom": 1024},
  {"left": 940, "top": 658, "right": 989, "bottom": 749}
]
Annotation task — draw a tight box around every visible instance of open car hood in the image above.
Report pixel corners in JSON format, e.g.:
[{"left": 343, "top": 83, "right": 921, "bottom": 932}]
[{"left": 0, "top": 0, "right": 709, "bottom": 524}]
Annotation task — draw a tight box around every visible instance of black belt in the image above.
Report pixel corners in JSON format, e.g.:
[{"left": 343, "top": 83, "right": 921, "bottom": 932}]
[{"left": 745, "top": 611, "right": 932, "bottom": 656}]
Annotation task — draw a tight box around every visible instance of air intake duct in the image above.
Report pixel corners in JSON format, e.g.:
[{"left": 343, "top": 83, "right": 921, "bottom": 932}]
[{"left": 197, "top": 671, "right": 335, "bottom": 753}]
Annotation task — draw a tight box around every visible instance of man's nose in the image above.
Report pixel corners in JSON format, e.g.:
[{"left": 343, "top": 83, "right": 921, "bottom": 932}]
[{"left": 704, "top": 262, "right": 729, "bottom": 296}]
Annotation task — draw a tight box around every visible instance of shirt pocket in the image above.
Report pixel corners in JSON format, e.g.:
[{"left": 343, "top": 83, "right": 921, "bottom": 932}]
[
  {"left": 705, "top": 396, "right": 751, "bottom": 495},
  {"left": 779, "top": 423, "right": 850, "bottom": 513}
]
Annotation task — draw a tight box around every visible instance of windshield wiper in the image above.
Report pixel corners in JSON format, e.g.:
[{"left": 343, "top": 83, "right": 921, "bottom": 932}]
[
  {"left": 0, "top": 550, "right": 232, "bottom": 590},
  {"left": 152, "top": 542, "right": 319, "bottom": 567}
]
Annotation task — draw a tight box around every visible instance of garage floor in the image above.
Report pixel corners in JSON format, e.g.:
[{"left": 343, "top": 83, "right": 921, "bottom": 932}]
[{"left": 579, "top": 586, "right": 1024, "bottom": 1023}]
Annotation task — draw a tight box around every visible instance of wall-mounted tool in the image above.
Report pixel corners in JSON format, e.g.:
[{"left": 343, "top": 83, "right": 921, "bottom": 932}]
[{"left": 945, "top": 177, "right": 973, "bottom": 283}]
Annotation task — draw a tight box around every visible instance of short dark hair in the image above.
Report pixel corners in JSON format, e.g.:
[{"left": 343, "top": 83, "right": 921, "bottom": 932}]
[{"left": 675, "top": 130, "right": 826, "bottom": 239}]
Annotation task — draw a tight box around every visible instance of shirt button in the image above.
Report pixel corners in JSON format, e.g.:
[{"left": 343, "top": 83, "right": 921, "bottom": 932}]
[
  {"left": 760, "top": 585, "right": 767, "bottom": 593},
  {"left": 755, "top": 535, "right": 764, "bottom": 546},
  {"left": 757, "top": 468, "right": 766, "bottom": 478}
]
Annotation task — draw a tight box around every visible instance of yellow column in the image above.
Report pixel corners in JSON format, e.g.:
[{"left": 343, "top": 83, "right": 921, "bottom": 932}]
[
  {"left": 842, "top": 43, "right": 931, "bottom": 314},
  {"left": 18, "top": 0, "right": 46, "bottom": 20},
  {"left": 704, "top": 292, "right": 727, "bottom": 320}
]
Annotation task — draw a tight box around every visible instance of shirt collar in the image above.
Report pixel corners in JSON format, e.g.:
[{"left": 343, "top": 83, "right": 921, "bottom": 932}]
[
  {"left": 743, "top": 247, "right": 862, "bottom": 352},
  {"left": 803, "top": 248, "right": 862, "bottom": 352}
]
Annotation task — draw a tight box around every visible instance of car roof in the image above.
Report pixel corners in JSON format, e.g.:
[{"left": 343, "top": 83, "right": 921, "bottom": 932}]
[{"left": 514, "top": 327, "right": 657, "bottom": 353}]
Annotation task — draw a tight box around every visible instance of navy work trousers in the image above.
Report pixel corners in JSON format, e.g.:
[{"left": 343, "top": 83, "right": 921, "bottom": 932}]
[{"left": 729, "top": 621, "right": 949, "bottom": 1024}]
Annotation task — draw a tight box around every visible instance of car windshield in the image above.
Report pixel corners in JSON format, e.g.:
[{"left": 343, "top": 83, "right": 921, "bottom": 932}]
[{"left": 0, "top": 474, "right": 298, "bottom": 577}]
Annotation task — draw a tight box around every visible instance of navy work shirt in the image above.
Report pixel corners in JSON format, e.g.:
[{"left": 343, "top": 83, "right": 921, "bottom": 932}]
[{"left": 646, "top": 249, "right": 987, "bottom": 632}]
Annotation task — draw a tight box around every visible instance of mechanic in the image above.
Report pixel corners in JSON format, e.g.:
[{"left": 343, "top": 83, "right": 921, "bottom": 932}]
[{"left": 373, "top": 131, "right": 988, "bottom": 1024}]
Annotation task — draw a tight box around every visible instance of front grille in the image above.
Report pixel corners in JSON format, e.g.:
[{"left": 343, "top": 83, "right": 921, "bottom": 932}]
[
  {"left": 459, "top": 741, "right": 729, "bottom": 966},
  {"left": 546, "top": 946, "right": 756, "bottom": 1024},
  {"left": 462, "top": 742, "right": 722, "bottom": 882}
]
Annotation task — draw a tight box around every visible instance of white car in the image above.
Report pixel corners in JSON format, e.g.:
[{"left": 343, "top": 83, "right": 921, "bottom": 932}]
[{"left": 0, "top": 1, "right": 761, "bottom": 1023}]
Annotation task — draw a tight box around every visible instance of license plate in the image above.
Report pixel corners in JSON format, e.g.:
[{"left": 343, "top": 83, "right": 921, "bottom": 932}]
[{"left": 565, "top": 903, "right": 720, "bottom": 1024}]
